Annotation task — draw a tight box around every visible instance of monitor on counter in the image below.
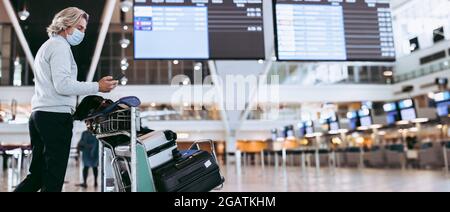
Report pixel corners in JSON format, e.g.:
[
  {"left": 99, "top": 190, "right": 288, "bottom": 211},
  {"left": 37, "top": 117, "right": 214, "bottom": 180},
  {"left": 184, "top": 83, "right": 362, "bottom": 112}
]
[
  {"left": 297, "top": 123, "right": 306, "bottom": 138},
  {"left": 398, "top": 99, "right": 417, "bottom": 121},
  {"left": 134, "top": 0, "right": 265, "bottom": 60},
  {"left": 304, "top": 121, "right": 315, "bottom": 135},
  {"left": 271, "top": 129, "right": 278, "bottom": 141},
  {"left": 383, "top": 102, "right": 400, "bottom": 125},
  {"left": 360, "top": 116, "right": 373, "bottom": 127},
  {"left": 274, "top": 0, "right": 395, "bottom": 61},
  {"left": 329, "top": 121, "right": 340, "bottom": 131},
  {"left": 347, "top": 111, "right": 360, "bottom": 130},
  {"left": 383, "top": 102, "right": 397, "bottom": 112},
  {"left": 436, "top": 101, "right": 450, "bottom": 117},
  {"left": 400, "top": 108, "right": 417, "bottom": 121},
  {"left": 285, "top": 125, "right": 295, "bottom": 138},
  {"left": 328, "top": 114, "right": 340, "bottom": 131},
  {"left": 358, "top": 108, "right": 373, "bottom": 127},
  {"left": 386, "top": 111, "right": 400, "bottom": 125},
  {"left": 276, "top": 128, "right": 286, "bottom": 139},
  {"left": 434, "top": 91, "right": 450, "bottom": 117},
  {"left": 434, "top": 91, "right": 450, "bottom": 102}
]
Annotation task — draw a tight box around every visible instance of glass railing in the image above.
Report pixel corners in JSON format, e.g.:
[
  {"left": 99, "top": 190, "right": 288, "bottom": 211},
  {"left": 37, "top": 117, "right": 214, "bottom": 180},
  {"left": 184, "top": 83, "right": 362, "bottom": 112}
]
[
  {"left": 394, "top": 59, "right": 450, "bottom": 83},
  {"left": 268, "top": 62, "right": 394, "bottom": 85}
]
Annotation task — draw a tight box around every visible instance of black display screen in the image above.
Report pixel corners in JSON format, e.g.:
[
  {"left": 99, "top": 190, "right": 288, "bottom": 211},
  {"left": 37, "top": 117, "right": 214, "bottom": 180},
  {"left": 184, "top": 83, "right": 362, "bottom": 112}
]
[
  {"left": 134, "top": 0, "right": 265, "bottom": 60},
  {"left": 274, "top": 0, "right": 395, "bottom": 61}
]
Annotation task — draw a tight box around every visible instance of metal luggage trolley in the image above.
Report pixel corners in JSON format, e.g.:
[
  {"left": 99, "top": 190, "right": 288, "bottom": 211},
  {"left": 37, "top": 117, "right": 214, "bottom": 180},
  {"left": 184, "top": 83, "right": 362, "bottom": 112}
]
[{"left": 85, "top": 107, "right": 156, "bottom": 192}]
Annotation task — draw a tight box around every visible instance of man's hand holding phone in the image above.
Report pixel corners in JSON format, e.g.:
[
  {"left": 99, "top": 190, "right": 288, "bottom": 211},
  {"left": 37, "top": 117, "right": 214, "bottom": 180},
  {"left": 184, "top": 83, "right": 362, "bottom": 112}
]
[{"left": 99, "top": 76, "right": 119, "bottom": 93}]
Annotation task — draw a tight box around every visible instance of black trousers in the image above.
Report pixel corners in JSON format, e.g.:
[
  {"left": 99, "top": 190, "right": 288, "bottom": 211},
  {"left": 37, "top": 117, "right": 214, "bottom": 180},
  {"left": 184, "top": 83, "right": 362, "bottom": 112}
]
[
  {"left": 14, "top": 111, "right": 73, "bottom": 192},
  {"left": 82, "top": 167, "right": 98, "bottom": 185}
]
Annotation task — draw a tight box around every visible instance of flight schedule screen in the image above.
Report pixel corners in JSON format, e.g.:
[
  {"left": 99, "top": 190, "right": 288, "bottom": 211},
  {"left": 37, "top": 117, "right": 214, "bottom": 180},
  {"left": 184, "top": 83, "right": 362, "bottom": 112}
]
[
  {"left": 134, "top": 0, "right": 265, "bottom": 60},
  {"left": 274, "top": 0, "right": 395, "bottom": 61}
]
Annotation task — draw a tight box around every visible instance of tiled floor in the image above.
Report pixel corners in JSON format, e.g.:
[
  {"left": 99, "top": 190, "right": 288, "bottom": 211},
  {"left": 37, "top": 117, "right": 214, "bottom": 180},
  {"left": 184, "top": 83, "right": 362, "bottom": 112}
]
[
  {"left": 2, "top": 161, "right": 450, "bottom": 192},
  {"left": 220, "top": 165, "right": 450, "bottom": 192},
  {"left": 1, "top": 159, "right": 100, "bottom": 192}
]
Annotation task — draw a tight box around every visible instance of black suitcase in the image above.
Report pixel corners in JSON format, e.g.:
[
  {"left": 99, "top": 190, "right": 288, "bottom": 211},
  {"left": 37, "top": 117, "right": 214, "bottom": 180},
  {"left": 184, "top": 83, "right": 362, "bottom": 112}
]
[{"left": 152, "top": 150, "right": 224, "bottom": 192}]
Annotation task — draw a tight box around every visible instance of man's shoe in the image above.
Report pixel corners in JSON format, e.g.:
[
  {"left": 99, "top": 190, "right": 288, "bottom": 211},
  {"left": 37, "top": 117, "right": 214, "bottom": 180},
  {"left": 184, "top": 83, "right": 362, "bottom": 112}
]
[{"left": 76, "top": 183, "right": 88, "bottom": 188}]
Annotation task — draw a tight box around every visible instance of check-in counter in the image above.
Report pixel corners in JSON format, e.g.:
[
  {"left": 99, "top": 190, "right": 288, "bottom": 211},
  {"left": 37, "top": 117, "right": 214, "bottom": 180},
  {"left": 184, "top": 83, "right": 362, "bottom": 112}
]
[
  {"left": 309, "top": 149, "right": 330, "bottom": 167},
  {"left": 418, "top": 142, "right": 444, "bottom": 169},
  {"left": 345, "top": 147, "right": 362, "bottom": 167},
  {"left": 367, "top": 146, "right": 386, "bottom": 168},
  {"left": 237, "top": 140, "right": 268, "bottom": 166},
  {"left": 385, "top": 144, "right": 406, "bottom": 168}
]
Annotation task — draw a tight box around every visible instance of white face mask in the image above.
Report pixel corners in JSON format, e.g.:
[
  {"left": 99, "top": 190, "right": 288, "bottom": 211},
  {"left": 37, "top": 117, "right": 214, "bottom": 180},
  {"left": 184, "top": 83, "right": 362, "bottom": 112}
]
[{"left": 66, "top": 28, "right": 85, "bottom": 46}]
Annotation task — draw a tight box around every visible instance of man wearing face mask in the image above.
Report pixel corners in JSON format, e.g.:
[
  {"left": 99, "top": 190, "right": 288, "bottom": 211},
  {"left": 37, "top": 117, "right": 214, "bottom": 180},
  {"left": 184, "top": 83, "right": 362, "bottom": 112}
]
[{"left": 14, "top": 7, "right": 118, "bottom": 192}]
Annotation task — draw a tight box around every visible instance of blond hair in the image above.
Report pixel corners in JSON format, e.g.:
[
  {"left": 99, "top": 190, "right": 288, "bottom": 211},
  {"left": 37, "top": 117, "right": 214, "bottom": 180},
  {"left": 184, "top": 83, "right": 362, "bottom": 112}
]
[{"left": 47, "top": 7, "right": 89, "bottom": 37}]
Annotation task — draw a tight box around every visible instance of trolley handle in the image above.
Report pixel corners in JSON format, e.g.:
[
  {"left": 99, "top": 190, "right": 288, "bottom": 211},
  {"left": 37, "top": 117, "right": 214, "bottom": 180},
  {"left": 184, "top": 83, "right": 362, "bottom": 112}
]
[{"left": 188, "top": 139, "right": 219, "bottom": 163}]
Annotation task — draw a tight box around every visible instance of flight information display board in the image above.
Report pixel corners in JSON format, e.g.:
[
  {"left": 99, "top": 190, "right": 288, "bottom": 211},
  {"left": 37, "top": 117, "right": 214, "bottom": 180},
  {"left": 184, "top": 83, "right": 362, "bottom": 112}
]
[
  {"left": 274, "top": 0, "right": 395, "bottom": 61},
  {"left": 134, "top": 0, "right": 265, "bottom": 60}
]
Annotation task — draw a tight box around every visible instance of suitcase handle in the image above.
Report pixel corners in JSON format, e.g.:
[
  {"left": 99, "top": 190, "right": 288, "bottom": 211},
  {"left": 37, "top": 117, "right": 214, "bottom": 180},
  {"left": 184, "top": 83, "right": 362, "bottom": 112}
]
[
  {"left": 188, "top": 139, "right": 219, "bottom": 164},
  {"left": 188, "top": 139, "right": 225, "bottom": 191}
]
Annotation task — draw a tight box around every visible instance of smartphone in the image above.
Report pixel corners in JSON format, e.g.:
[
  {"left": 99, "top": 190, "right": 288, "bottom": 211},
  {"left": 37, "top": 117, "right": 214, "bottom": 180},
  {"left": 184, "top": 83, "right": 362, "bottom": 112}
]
[{"left": 112, "top": 72, "right": 125, "bottom": 81}]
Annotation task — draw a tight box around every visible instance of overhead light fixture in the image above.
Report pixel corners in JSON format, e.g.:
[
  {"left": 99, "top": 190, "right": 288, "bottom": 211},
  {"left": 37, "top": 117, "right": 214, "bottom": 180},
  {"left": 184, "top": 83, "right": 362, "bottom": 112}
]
[
  {"left": 178, "top": 133, "right": 190, "bottom": 139},
  {"left": 411, "top": 118, "right": 429, "bottom": 123},
  {"left": 120, "top": 59, "right": 129, "bottom": 71},
  {"left": 120, "top": 76, "right": 128, "bottom": 85},
  {"left": 378, "top": 131, "right": 386, "bottom": 136},
  {"left": 194, "top": 63, "right": 202, "bottom": 71},
  {"left": 122, "top": 25, "right": 129, "bottom": 31},
  {"left": 121, "top": 65, "right": 129, "bottom": 71},
  {"left": 370, "top": 124, "right": 383, "bottom": 129},
  {"left": 305, "top": 132, "right": 323, "bottom": 138},
  {"left": 328, "top": 130, "right": 340, "bottom": 135},
  {"left": 395, "top": 120, "right": 410, "bottom": 126},
  {"left": 120, "top": 0, "right": 133, "bottom": 13},
  {"left": 331, "top": 137, "right": 342, "bottom": 145},
  {"left": 14, "top": 57, "right": 20, "bottom": 66},
  {"left": 357, "top": 126, "right": 370, "bottom": 131},
  {"left": 409, "top": 43, "right": 417, "bottom": 52},
  {"left": 356, "top": 137, "right": 364, "bottom": 144},
  {"left": 329, "top": 129, "right": 348, "bottom": 135},
  {"left": 286, "top": 136, "right": 296, "bottom": 140},
  {"left": 304, "top": 134, "right": 315, "bottom": 138},
  {"left": 408, "top": 127, "right": 419, "bottom": 132},
  {"left": 18, "top": 9, "right": 30, "bottom": 21},
  {"left": 299, "top": 138, "right": 309, "bottom": 145},
  {"left": 119, "top": 38, "right": 130, "bottom": 49},
  {"left": 338, "top": 129, "right": 349, "bottom": 134},
  {"left": 173, "top": 60, "right": 179, "bottom": 65},
  {"left": 182, "top": 78, "right": 190, "bottom": 85},
  {"left": 383, "top": 70, "right": 393, "bottom": 77}
]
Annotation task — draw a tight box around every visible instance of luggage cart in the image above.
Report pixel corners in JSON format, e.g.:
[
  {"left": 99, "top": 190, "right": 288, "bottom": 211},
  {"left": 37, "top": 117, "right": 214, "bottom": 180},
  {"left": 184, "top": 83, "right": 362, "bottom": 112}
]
[{"left": 85, "top": 107, "right": 156, "bottom": 192}]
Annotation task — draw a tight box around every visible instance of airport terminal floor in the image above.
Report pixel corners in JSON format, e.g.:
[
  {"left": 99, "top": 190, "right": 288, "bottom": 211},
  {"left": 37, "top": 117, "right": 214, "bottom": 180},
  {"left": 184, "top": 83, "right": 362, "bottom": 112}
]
[
  {"left": 1, "top": 0, "right": 450, "bottom": 194},
  {"left": 2, "top": 162, "right": 450, "bottom": 192}
]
